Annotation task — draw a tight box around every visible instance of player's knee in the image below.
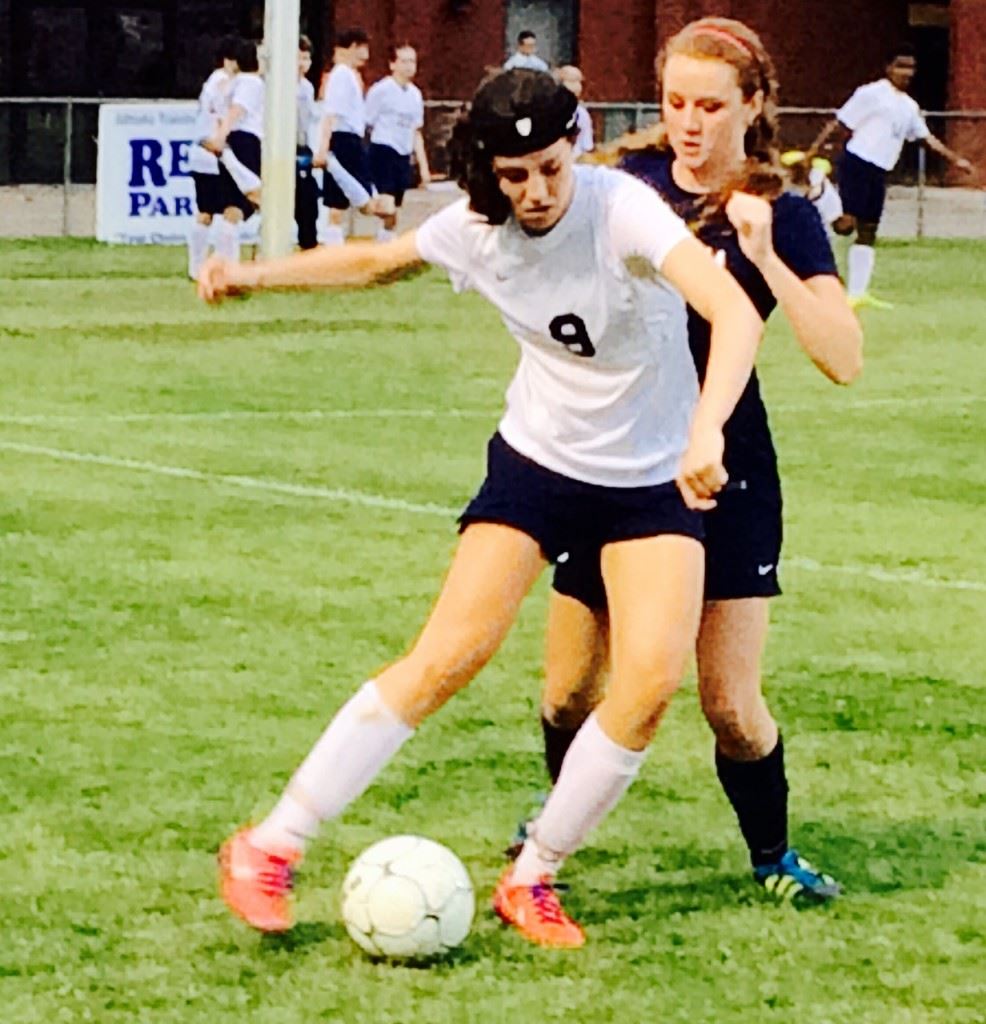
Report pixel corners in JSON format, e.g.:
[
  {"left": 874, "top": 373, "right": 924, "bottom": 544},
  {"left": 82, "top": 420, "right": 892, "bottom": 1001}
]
[
  {"left": 701, "top": 686, "right": 772, "bottom": 750},
  {"left": 856, "top": 222, "right": 878, "bottom": 246},
  {"left": 611, "top": 652, "right": 685, "bottom": 716},
  {"left": 542, "top": 676, "right": 599, "bottom": 730},
  {"left": 197, "top": 213, "right": 213, "bottom": 226}
]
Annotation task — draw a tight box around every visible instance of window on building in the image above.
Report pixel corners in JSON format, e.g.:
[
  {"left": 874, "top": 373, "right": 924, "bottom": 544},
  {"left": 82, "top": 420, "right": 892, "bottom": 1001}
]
[{"left": 505, "top": 0, "right": 577, "bottom": 68}]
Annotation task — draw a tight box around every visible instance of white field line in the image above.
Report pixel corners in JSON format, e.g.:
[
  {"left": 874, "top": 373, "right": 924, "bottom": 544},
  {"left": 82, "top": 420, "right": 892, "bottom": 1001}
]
[
  {"left": 1, "top": 438, "right": 983, "bottom": 595},
  {"left": 0, "top": 408, "right": 498, "bottom": 426},
  {"left": 772, "top": 394, "right": 983, "bottom": 413},
  {"left": 0, "top": 439, "right": 456, "bottom": 518},
  {"left": 0, "top": 394, "right": 982, "bottom": 426}
]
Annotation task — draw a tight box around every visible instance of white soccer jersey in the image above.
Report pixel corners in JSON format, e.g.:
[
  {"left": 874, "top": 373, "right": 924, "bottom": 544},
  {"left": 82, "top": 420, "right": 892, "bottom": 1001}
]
[
  {"left": 837, "top": 79, "right": 929, "bottom": 171},
  {"left": 297, "top": 76, "right": 319, "bottom": 147},
  {"left": 573, "top": 104, "right": 594, "bottom": 157},
  {"left": 323, "top": 64, "right": 365, "bottom": 135},
  {"left": 365, "top": 77, "right": 424, "bottom": 156},
  {"left": 416, "top": 165, "right": 697, "bottom": 487},
  {"left": 188, "top": 68, "right": 231, "bottom": 175},
  {"left": 229, "top": 73, "right": 265, "bottom": 139},
  {"left": 503, "top": 53, "right": 550, "bottom": 72}
]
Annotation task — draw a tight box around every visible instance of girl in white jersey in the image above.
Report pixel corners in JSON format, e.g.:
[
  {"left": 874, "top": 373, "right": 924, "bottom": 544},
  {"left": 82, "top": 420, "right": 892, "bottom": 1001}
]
[{"left": 199, "top": 69, "right": 763, "bottom": 949}]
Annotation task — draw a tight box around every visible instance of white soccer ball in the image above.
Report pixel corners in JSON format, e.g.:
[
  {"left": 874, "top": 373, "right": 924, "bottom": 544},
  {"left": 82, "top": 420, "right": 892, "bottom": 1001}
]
[{"left": 340, "top": 835, "right": 475, "bottom": 959}]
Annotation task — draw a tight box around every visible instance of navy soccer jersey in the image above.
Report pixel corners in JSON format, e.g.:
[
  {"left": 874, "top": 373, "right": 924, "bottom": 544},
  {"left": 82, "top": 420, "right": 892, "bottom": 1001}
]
[{"left": 619, "top": 149, "right": 838, "bottom": 480}]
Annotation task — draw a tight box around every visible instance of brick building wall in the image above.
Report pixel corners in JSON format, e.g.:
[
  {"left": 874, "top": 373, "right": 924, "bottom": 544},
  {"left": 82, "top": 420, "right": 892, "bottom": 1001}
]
[{"left": 949, "top": 0, "right": 986, "bottom": 168}]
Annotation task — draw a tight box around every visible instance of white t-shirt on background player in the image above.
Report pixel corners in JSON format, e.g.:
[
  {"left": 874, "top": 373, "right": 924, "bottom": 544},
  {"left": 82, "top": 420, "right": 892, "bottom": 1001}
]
[
  {"left": 837, "top": 78, "right": 930, "bottom": 171},
  {"left": 297, "top": 76, "right": 319, "bottom": 148},
  {"left": 365, "top": 77, "right": 424, "bottom": 156},
  {"left": 228, "top": 73, "right": 265, "bottom": 139},
  {"left": 188, "top": 68, "right": 231, "bottom": 175},
  {"left": 416, "top": 165, "right": 697, "bottom": 488},
  {"left": 322, "top": 63, "right": 365, "bottom": 136}
]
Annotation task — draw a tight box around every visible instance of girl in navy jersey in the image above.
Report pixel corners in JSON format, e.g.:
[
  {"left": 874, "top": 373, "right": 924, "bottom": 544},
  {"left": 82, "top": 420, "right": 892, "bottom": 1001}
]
[
  {"left": 531, "top": 17, "right": 863, "bottom": 903},
  {"left": 199, "top": 68, "right": 764, "bottom": 948}
]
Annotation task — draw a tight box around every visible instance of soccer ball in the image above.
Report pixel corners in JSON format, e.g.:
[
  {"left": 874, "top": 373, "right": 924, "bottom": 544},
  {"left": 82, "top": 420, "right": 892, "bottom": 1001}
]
[{"left": 340, "top": 835, "right": 475, "bottom": 959}]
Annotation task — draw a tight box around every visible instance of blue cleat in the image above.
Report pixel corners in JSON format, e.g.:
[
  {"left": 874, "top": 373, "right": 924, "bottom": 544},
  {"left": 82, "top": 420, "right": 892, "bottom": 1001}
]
[{"left": 754, "top": 849, "right": 841, "bottom": 904}]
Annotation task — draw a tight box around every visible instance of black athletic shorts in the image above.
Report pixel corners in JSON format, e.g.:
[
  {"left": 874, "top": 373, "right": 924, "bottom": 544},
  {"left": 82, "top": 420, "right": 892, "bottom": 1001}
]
[
  {"left": 369, "top": 142, "right": 412, "bottom": 206},
  {"left": 191, "top": 171, "right": 223, "bottom": 216},
  {"left": 838, "top": 150, "right": 887, "bottom": 225},
  {"left": 323, "top": 131, "right": 373, "bottom": 210},
  {"left": 553, "top": 471, "right": 782, "bottom": 607},
  {"left": 459, "top": 433, "right": 703, "bottom": 565},
  {"left": 218, "top": 130, "right": 261, "bottom": 217}
]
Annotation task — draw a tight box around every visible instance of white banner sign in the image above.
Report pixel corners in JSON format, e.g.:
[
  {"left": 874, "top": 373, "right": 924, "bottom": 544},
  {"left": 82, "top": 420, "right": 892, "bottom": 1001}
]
[{"left": 96, "top": 102, "right": 258, "bottom": 245}]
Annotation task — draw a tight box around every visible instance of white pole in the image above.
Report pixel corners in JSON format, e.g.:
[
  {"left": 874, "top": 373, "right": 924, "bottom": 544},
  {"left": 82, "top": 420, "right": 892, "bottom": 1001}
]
[{"left": 261, "top": 0, "right": 301, "bottom": 259}]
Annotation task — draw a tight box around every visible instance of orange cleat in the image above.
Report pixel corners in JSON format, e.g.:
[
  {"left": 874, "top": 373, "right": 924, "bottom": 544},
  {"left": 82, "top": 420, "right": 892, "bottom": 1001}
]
[
  {"left": 492, "top": 868, "right": 585, "bottom": 948},
  {"left": 218, "top": 827, "right": 301, "bottom": 933}
]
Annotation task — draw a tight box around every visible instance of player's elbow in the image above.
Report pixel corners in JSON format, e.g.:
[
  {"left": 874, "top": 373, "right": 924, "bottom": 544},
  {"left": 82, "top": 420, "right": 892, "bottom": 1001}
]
[{"left": 825, "top": 331, "right": 864, "bottom": 386}]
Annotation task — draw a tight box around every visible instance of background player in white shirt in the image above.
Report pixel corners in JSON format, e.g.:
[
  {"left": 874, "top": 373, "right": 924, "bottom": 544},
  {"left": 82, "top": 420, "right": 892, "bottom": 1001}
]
[
  {"left": 200, "top": 69, "right": 763, "bottom": 948},
  {"left": 315, "top": 28, "right": 377, "bottom": 245},
  {"left": 186, "top": 37, "right": 239, "bottom": 278},
  {"left": 206, "top": 39, "right": 264, "bottom": 265},
  {"left": 365, "top": 45, "right": 432, "bottom": 241},
  {"left": 503, "top": 30, "right": 550, "bottom": 72},
  {"left": 556, "top": 65, "right": 594, "bottom": 158},
  {"left": 812, "top": 46, "right": 974, "bottom": 307}
]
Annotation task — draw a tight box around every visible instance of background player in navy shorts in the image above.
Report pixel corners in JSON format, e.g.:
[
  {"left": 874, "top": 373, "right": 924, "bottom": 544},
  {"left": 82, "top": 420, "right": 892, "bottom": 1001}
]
[
  {"left": 365, "top": 45, "right": 432, "bottom": 241},
  {"left": 314, "top": 28, "right": 378, "bottom": 245},
  {"left": 526, "top": 17, "right": 864, "bottom": 905},
  {"left": 811, "top": 45, "right": 975, "bottom": 308}
]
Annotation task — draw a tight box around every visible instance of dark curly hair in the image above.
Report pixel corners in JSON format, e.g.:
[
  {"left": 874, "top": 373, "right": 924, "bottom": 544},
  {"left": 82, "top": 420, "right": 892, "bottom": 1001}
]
[{"left": 448, "top": 69, "right": 580, "bottom": 225}]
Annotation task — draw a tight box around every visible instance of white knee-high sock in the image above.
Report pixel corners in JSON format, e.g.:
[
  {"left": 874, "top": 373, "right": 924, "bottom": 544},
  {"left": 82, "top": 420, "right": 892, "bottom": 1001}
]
[
  {"left": 511, "top": 712, "right": 646, "bottom": 884},
  {"left": 847, "top": 243, "right": 875, "bottom": 297},
  {"left": 214, "top": 217, "right": 240, "bottom": 263},
  {"left": 252, "top": 680, "right": 414, "bottom": 853},
  {"left": 187, "top": 221, "right": 211, "bottom": 280}
]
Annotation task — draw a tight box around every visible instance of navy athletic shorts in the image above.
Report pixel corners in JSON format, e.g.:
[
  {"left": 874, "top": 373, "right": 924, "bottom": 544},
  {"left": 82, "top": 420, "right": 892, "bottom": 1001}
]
[
  {"left": 191, "top": 171, "right": 223, "bottom": 216},
  {"left": 553, "top": 471, "right": 782, "bottom": 607},
  {"left": 459, "top": 433, "right": 703, "bottom": 565},
  {"left": 218, "top": 130, "right": 261, "bottom": 217},
  {"left": 369, "top": 142, "right": 412, "bottom": 206},
  {"left": 838, "top": 150, "right": 887, "bottom": 225},
  {"left": 323, "top": 131, "right": 373, "bottom": 210}
]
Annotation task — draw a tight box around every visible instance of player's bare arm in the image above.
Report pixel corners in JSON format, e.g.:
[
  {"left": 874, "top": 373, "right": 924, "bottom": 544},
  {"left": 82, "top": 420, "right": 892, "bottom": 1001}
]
[
  {"left": 198, "top": 230, "right": 424, "bottom": 300},
  {"left": 925, "top": 135, "right": 975, "bottom": 175},
  {"left": 661, "top": 234, "right": 763, "bottom": 508},
  {"left": 725, "top": 191, "right": 862, "bottom": 384}
]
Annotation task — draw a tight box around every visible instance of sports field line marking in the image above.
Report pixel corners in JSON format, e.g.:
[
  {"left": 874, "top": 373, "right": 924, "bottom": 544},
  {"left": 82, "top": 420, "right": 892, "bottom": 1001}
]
[
  {"left": 0, "top": 408, "right": 498, "bottom": 426},
  {"left": 0, "top": 439, "right": 456, "bottom": 518},
  {"left": 1, "top": 438, "right": 983, "bottom": 594},
  {"left": 0, "top": 394, "right": 982, "bottom": 426},
  {"left": 772, "top": 395, "right": 983, "bottom": 413}
]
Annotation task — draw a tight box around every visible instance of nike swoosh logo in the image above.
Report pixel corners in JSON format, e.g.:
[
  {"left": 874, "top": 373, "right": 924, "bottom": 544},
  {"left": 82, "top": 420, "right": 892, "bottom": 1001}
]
[{"left": 758, "top": 564, "right": 774, "bottom": 576}]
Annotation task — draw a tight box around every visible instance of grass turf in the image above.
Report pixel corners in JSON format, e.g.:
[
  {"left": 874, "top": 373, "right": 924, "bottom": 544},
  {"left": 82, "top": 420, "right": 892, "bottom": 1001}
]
[{"left": 0, "top": 238, "right": 984, "bottom": 1023}]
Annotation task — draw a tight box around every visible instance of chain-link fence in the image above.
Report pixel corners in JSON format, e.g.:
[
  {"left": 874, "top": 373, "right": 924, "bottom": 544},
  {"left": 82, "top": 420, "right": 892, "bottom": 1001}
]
[{"left": 1, "top": 97, "right": 984, "bottom": 237}]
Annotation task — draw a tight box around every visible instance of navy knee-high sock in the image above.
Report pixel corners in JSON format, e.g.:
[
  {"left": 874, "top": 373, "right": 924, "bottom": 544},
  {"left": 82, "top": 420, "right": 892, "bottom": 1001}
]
[
  {"left": 715, "top": 737, "right": 789, "bottom": 868},
  {"left": 541, "top": 715, "right": 580, "bottom": 784}
]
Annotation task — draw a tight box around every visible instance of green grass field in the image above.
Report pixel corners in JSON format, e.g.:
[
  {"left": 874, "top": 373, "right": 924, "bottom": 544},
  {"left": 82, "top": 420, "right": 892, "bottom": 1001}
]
[{"left": 1, "top": 238, "right": 984, "bottom": 1024}]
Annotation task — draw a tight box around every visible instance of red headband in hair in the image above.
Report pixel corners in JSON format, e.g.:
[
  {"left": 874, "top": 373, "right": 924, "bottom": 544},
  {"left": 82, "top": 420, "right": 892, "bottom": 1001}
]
[{"left": 692, "top": 24, "right": 758, "bottom": 61}]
